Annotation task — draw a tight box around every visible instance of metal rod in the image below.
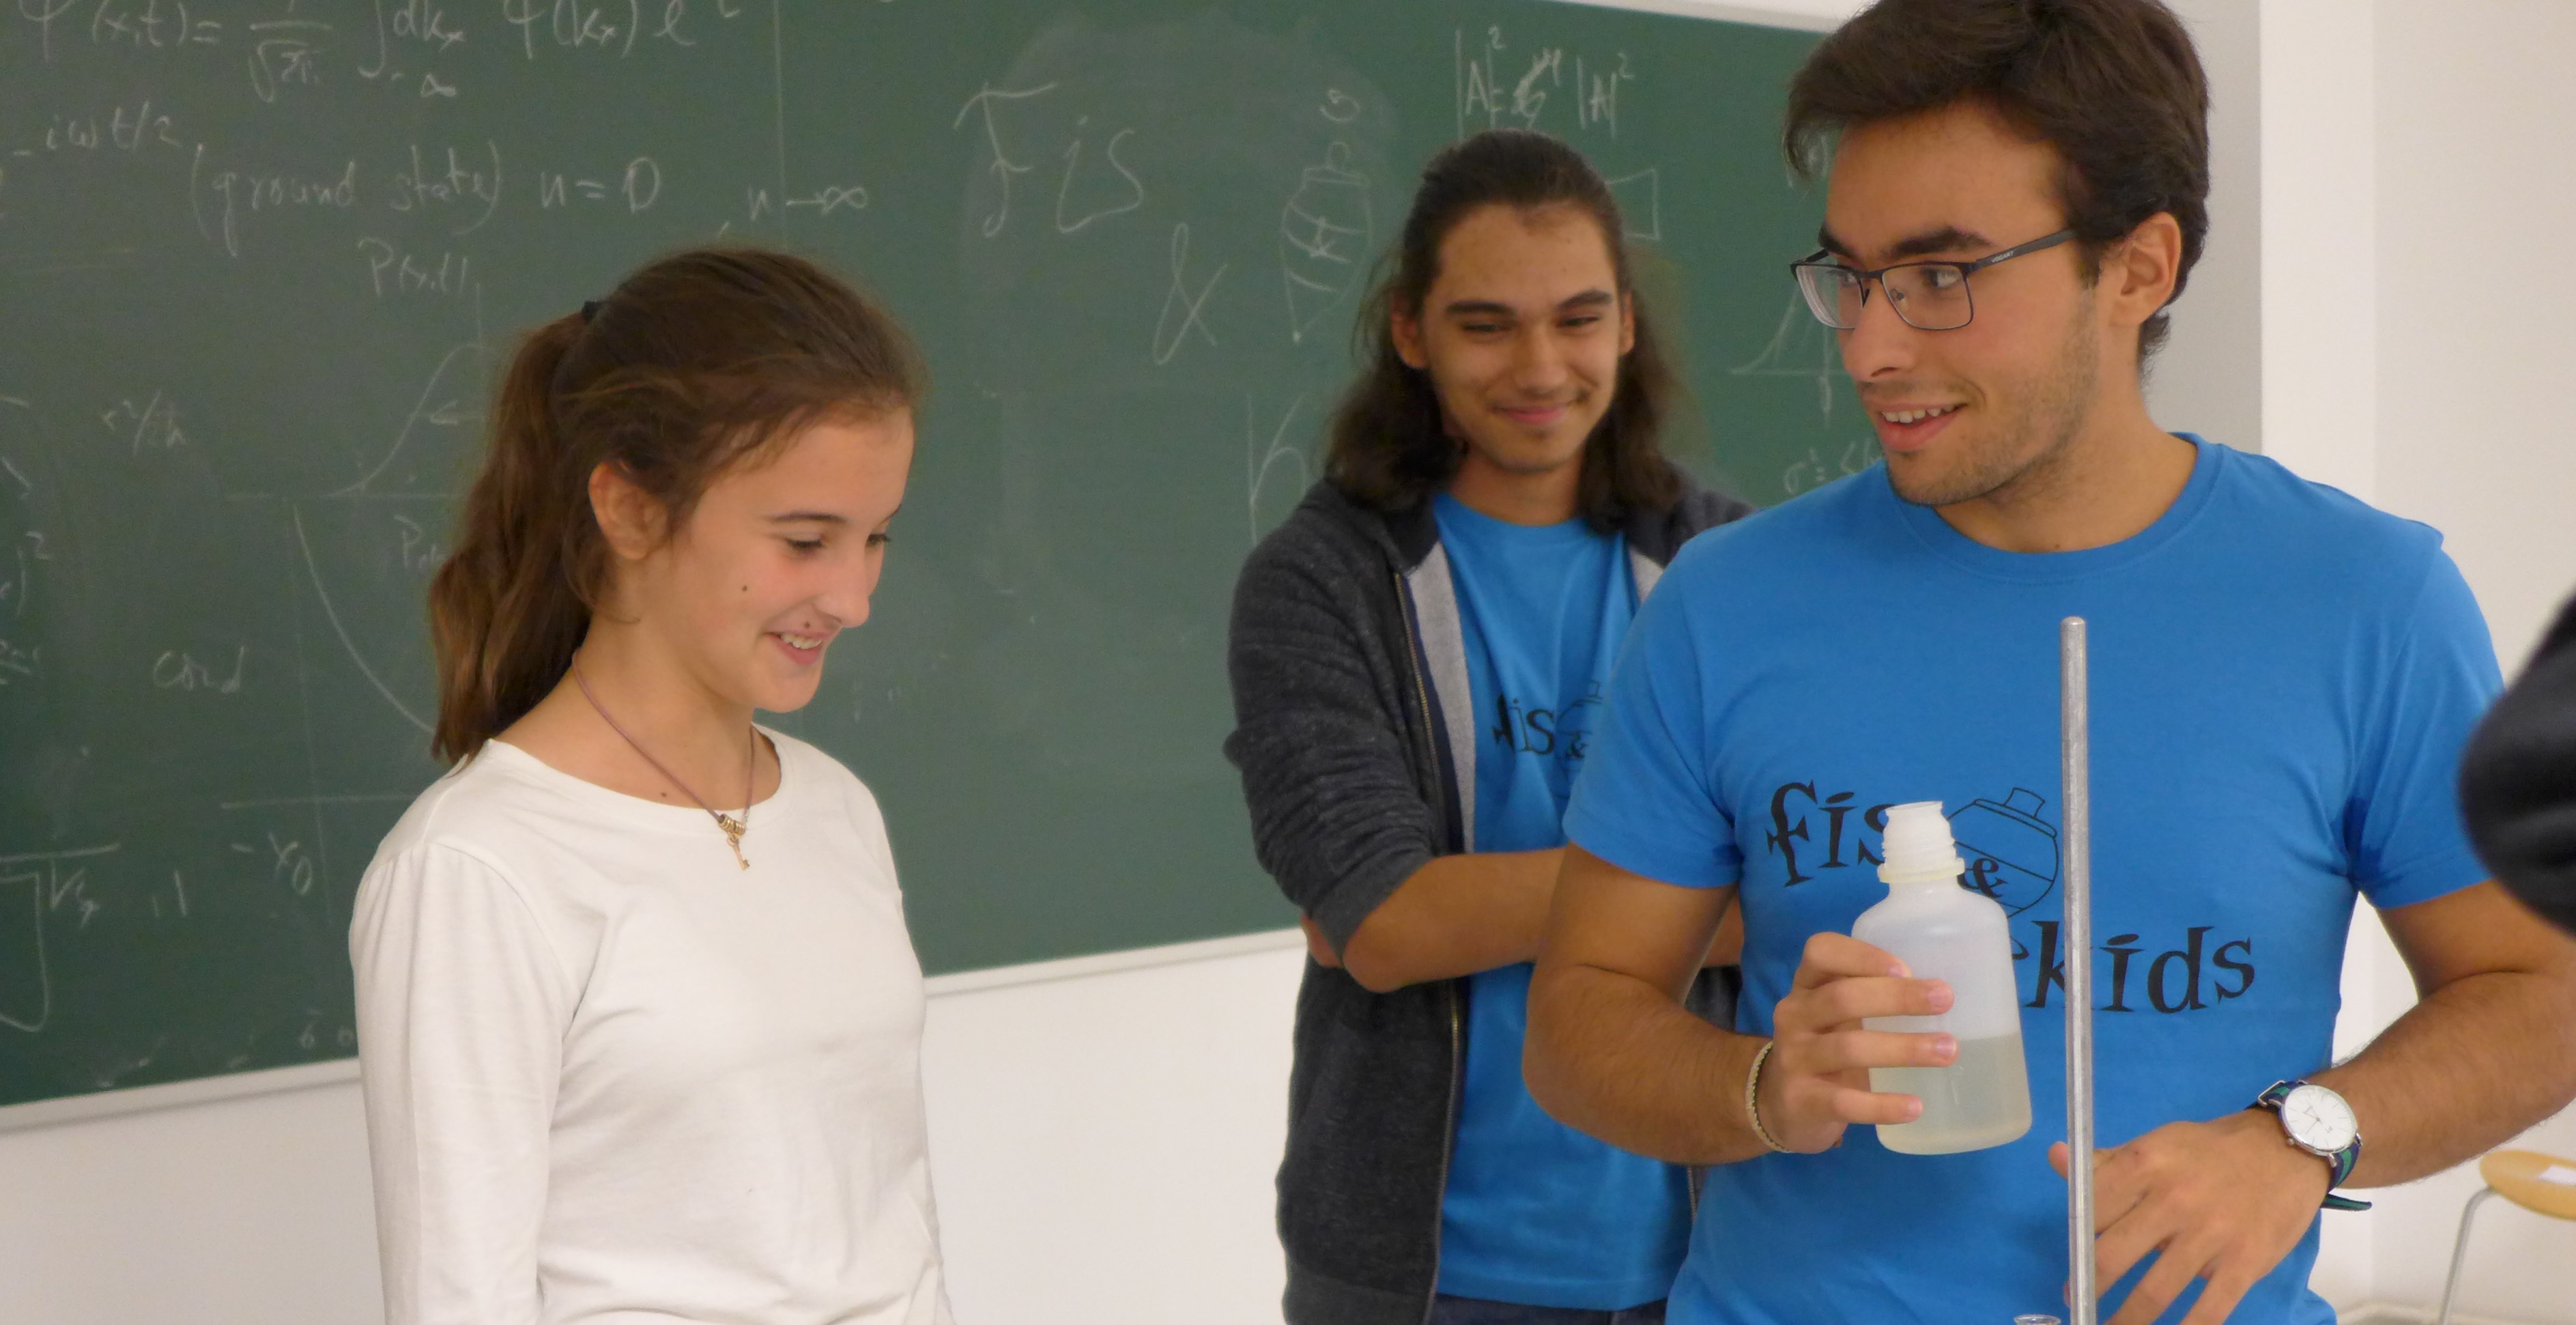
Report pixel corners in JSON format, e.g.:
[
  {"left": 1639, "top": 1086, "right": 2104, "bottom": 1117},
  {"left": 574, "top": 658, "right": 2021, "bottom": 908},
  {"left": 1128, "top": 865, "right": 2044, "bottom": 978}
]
[
  {"left": 2435, "top": 1186, "right": 2500, "bottom": 1325},
  {"left": 2061, "top": 617, "right": 2096, "bottom": 1325}
]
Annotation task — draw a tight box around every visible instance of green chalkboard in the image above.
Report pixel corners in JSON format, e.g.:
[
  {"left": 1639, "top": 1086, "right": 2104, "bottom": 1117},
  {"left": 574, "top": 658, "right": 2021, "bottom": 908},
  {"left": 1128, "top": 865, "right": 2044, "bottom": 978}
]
[{"left": 0, "top": 0, "right": 1835, "bottom": 1111}]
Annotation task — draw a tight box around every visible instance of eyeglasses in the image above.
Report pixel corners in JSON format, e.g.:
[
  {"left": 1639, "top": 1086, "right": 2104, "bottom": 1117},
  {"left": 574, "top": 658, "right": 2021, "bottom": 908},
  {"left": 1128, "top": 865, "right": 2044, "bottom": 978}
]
[{"left": 1790, "top": 229, "right": 2077, "bottom": 332}]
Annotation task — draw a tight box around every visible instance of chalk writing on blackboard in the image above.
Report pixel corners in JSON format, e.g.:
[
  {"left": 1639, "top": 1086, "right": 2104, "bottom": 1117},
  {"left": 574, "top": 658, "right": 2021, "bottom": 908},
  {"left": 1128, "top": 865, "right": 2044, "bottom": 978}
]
[
  {"left": 101, "top": 392, "right": 186, "bottom": 454},
  {"left": 358, "top": 0, "right": 471, "bottom": 99},
  {"left": 532, "top": 154, "right": 661, "bottom": 212},
  {"left": 152, "top": 646, "right": 248, "bottom": 694},
  {"left": 384, "top": 0, "right": 467, "bottom": 54},
  {"left": 1780, "top": 439, "right": 1878, "bottom": 499},
  {"left": 0, "top": 637, "right": 39, "bottom": 686},
  {"left": 0, "top": 842, "right": 120, "bottom": 1031},
  {"left": 1151, "top": 220, "right": 1225, "bottom": 366},
  {"left": 1055, "top": 119, "right": 1142, "bottom": 234},
  {"left": 30, "top": 102, "right": 186, "bottom": 155},
  {"left": 357, "top": 238, "right": 473, "bottom": 298},
  {"left": 784, "top": 181, "right": 869, "bottom": 217},
  {"left": 329, "top": 337, "right": 487, "bottom": 497},
  {"left": 188, "top": 144, "right": 361, "bottom": 258},
  {"left": 1734, "top": 291, "right": 1848, "bottom": 418},
  {"left": 1246, "top": 393, "right": 1308, "bottom": 544},
  {"left": 247, "top": 18, "right": 331, "bottom": 104},
  {"left": 393, "top": 514, "right": 446, "bottom": 573},
  {"left": 1456, "top": 26, "right": 1638, "bottom": 141},
  {"left": 0, "top": 846, "right": 124, "bottom": 1031},
  {"left": 388, "top": 141, "right": 502, "bottom": 236},
  {"left": 291, "top": 507, "right": 435, "bottom": 732},
  {"left": 1606, "top": 167, "right": 1659, "bottom": 242},
  {"left": 955, "top": 81, "right": 1055, "bottom": 239}
]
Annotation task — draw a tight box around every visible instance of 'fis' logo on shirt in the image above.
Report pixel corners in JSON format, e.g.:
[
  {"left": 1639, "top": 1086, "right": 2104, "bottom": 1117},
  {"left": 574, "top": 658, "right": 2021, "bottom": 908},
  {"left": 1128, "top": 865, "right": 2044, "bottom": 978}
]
[
  {"left": 1766, "top": 782, "right": 2059, "bottom": 915},
  {"left": 1762, "top": 779, "right": 2257, "bottom": 1014},
  {"left": 1491, "top": 683, "right": 1604, "bottom": 763}
]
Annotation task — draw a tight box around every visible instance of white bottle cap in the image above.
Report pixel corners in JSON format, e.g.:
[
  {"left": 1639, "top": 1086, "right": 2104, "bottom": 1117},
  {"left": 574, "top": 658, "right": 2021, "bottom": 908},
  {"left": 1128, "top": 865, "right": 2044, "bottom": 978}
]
[{"left": 1878, "top": 801, "right": 1965, "bottom": 881}]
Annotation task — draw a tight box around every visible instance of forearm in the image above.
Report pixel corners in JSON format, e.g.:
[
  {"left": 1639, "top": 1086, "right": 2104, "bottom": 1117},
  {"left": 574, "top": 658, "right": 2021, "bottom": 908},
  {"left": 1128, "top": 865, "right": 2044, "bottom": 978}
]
[
  {"left": 1341, "top": 848, "right": 1560, "bottom": 991},
  {"left": 1524, "top": 959, "right": 1771, "bottom": 1165},
  {"left": 2317, "top": 962, "right": 2576, "bottom": 1186}
]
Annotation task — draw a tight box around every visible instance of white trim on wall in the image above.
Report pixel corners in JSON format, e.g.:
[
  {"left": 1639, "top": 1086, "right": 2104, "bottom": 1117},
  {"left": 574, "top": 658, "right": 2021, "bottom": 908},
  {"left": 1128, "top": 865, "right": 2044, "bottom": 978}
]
[{"left": 0, "top": 927, "right": 1306, "bottom": 1136}]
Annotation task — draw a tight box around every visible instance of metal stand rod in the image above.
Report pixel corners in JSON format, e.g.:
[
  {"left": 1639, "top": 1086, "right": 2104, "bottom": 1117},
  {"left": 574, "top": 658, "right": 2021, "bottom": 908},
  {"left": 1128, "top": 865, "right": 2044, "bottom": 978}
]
[
  {"left": 2435, "top": 1186, "right": 2500, "bottom": 1325},
  {"left": 2061, "top": 618, "right": 2097, "bottom": 1325}
]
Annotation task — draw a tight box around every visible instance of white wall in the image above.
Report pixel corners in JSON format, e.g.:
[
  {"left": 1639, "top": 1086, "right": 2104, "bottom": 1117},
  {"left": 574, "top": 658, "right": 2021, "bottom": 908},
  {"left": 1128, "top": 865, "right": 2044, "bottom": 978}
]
[
  {"left": 2149, "top": 0, "right": 2265, "bottom": 453},
  {"left": 919, "top": 939, "right": 1302, "bottom": 1324},
  {"left": 2257, "top": 0, "right": 2376, "bottom": 500},
  {"left": 0, "top": 933, "right": 1308, "bottom": 1325},
  {"left": 2369, "top": 0, "right": 2576, "bottom": 672},
  {"left": 0, "top": 1070, "right": 384, "bottom": 1325},
  {"left": 2260, "top": 0, "right": 2576, "bottom": 1320},
  {"left": 2352, "top": 1, "right": 2576, "bottom": 1320}
]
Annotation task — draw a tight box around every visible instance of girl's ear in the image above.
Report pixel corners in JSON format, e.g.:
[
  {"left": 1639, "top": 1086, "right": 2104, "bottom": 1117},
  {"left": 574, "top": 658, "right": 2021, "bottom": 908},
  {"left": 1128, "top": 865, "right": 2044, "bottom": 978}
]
[{"left": 588, "top": 462, "right": 667, "bottom": 563}]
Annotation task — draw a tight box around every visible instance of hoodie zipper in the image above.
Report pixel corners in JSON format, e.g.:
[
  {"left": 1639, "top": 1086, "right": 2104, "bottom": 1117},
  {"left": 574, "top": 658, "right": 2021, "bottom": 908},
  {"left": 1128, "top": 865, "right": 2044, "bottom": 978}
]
[{"left": 1394, "top": 569, "right": 1463, "bottom": 1325}]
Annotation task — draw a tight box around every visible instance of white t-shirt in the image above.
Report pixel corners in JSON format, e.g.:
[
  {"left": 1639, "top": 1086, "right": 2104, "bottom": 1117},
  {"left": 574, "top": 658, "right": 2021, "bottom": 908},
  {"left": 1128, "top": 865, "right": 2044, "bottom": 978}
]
[{"left": 350, "top": 730, "right": 956, "bottom": 1325}]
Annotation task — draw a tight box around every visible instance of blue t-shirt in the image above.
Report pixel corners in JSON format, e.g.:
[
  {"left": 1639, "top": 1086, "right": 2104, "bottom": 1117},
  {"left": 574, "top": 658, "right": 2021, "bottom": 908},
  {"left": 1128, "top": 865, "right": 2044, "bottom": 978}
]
[
  {"left": 1562, "top": 440, "right": 2499, "bottom": 1325},
  {"left": 1431, "top": 493, "right": 1693, "bottom": 1309}
]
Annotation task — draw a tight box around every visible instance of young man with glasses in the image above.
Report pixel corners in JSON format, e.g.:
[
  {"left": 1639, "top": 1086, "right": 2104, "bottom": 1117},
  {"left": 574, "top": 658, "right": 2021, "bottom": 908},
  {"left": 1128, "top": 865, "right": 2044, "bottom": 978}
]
[{"left": 1523, "top": 2, "right": 2576, "bottom": 1323}]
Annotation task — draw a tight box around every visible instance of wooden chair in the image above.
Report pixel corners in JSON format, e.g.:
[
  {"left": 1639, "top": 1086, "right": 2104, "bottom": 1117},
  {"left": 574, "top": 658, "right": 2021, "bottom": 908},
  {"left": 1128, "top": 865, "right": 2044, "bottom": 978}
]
[{"left": 2436, "top": 1148, "right": 2576, "bottom": 1324}]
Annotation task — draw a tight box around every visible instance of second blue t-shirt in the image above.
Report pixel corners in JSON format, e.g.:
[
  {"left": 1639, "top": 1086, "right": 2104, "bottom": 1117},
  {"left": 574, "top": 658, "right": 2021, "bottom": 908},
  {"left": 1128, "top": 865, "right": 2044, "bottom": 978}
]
[
  {"left": 1430, "top": 491, "right": 1692, "bottom": 1309},
  {"left": 1561, "top": 440, "right": 2500, "bottom": 1324}
]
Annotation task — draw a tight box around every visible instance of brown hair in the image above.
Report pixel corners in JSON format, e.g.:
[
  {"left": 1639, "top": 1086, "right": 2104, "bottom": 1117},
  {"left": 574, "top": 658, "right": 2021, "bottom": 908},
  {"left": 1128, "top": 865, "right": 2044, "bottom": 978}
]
[
  {"left": 1784, "top": 0, "right": 2211, "bottom": 361},
  {"left": 1324, "top": 128, "right": 1684, "bottom": 528},
  {"left": 428, "top": 247, "right": 924, "bottom": 763}
]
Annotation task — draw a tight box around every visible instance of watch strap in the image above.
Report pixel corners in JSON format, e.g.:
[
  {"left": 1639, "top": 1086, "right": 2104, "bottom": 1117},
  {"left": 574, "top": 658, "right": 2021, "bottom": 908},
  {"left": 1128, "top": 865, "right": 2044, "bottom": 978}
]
[{"left": 2255, "top": 1079, "right": 2370, "bottom": 1210}]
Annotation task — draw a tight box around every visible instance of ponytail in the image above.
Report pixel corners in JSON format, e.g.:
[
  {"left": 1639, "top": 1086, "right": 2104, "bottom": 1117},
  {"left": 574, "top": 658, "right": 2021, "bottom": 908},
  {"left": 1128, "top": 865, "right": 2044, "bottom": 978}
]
[
  {"left": 429, "top": 314, "right": 592, "bottom": 764},
  {"left": 425, "top": 247, "right": 925, "bottom": 765}
]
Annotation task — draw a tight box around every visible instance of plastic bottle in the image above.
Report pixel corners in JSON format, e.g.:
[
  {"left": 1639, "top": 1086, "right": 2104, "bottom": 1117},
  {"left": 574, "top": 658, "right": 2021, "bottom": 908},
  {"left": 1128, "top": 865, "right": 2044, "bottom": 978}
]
[{"left": 1852, "top": 801, "right": 2033, "bottom": 1154}]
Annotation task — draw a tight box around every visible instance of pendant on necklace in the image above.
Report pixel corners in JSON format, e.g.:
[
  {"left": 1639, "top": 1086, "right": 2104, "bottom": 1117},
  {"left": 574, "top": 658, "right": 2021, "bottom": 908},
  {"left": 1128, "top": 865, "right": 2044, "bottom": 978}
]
[{"left": 717, "top": 814, "right": 749, "bottom": 871}]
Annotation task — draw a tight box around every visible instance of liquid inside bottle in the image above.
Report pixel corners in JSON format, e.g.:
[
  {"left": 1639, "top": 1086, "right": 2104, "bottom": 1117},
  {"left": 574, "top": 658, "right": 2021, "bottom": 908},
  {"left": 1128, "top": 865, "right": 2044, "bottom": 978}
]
[
  {"left": 1855, "top": 801, "right": 2034, "bottom": 1156},
  {"left": 1870, "top": 1034, "right": 2033, "bottom": 1154}
]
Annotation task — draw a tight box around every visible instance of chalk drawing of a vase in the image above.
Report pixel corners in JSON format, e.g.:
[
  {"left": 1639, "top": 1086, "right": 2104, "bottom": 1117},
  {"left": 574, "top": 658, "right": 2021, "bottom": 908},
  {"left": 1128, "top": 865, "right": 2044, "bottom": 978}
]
[
  {"left": 1279, "top": 143, "right": 1373, "bottom": 345},
  {"left": 1950, "top": 788, "right": 2060, "bottom": 917}
]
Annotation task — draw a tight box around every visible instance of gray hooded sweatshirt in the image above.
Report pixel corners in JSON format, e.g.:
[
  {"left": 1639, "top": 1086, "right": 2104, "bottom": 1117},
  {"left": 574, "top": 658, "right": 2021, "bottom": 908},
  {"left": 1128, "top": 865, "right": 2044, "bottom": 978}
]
[{"left": 1225, "top": 476, "right": 1751, "bottom": 1325}]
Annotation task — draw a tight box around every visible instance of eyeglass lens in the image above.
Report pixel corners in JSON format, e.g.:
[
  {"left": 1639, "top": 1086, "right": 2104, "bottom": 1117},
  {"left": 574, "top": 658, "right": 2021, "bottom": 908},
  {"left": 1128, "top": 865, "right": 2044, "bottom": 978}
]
[{"left": 1796, "top": 263, "right": 1977, "bottom": 332}]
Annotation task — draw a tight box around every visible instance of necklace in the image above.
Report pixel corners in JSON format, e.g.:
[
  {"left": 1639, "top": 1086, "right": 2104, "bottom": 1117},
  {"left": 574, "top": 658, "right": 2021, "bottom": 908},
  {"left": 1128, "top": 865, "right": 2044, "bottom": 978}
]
[{"left": 572, "top": 660, "right": 756, "bottom": 870}]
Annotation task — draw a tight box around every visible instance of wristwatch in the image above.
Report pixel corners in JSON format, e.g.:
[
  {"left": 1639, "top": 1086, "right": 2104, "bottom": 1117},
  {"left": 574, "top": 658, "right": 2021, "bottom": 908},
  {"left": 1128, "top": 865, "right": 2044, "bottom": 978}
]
[{"left": 2252, "top": 1079, "right": 2371, "bottom": 1211}]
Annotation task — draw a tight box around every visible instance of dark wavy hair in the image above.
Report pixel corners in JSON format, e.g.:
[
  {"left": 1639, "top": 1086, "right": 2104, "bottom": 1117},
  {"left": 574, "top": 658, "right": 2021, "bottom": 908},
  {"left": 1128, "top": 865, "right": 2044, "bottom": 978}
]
[
  {"left": 1784, "top": 0, "right": 2211, "bottom": 362},
  {"left": 1324, "top": 129, "right": 1683, "bottom": 528}
]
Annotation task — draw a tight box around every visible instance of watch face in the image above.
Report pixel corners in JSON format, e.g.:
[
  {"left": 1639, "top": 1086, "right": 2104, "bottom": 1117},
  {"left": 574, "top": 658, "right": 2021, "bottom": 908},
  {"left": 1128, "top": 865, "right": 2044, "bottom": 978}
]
[{"left": 2280, "top": 1083, "right": 2359, "bottom": 1152}]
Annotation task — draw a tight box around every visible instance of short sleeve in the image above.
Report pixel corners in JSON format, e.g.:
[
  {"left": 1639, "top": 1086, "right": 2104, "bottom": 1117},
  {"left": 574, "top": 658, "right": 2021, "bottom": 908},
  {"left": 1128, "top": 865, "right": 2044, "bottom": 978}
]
[
  {"left": 2349, "top": 547, "right": 2504, "bottom": 909},
  {"left": 1564, "top": 565, "right": 1739, "bottom": 888},
  {"left": 350, "top": 842, "right": 576, "bottom": 1325}
]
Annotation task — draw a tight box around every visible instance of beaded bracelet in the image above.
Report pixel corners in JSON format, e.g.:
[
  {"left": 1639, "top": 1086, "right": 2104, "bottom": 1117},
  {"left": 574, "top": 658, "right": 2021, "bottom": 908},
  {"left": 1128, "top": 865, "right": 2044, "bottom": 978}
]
[{"left": 1745, "top": 1038, "right": 1790, "bottom": 1154}]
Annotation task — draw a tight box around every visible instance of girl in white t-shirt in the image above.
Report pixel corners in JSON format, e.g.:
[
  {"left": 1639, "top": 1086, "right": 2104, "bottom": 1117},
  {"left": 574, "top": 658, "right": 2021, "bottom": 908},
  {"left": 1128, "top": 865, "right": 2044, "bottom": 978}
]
[{"left": 350, "top": 248, "right": 955, "bottom": 1325}]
